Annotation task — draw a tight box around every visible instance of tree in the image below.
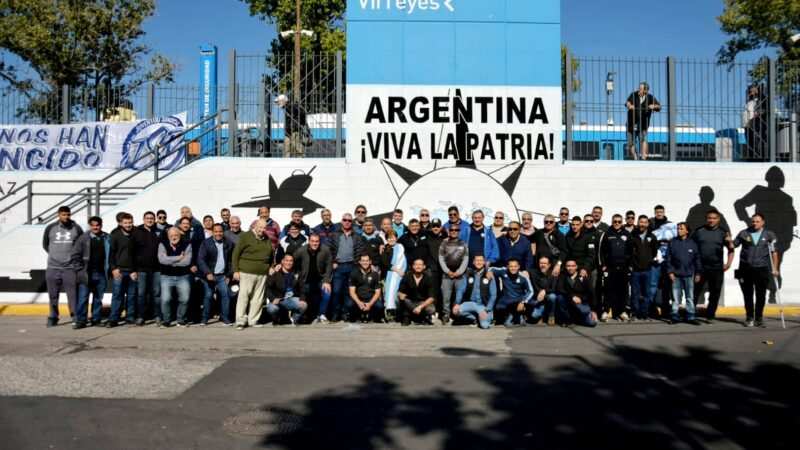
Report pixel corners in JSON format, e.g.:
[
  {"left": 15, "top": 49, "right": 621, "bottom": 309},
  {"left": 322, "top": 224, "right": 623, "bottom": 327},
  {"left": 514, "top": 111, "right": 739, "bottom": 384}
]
[
  {"left": 717, "top": 0, "right": 800, "bottom": 109},
  {"left": 0, "top": 0, "right": 174, "bottom": 122},
  {"left": 240, "top": 0, "right": 345, "bottom": 109}
]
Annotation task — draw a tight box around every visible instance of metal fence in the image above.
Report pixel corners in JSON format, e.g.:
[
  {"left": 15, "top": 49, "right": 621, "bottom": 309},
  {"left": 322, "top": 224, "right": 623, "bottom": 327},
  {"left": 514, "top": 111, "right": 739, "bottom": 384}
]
[
  {"left": 564, "top": 54, "right": 800, "bottom": 162},
  {"left": 4, "top": 51, "right": 799, "bottom": 163}
]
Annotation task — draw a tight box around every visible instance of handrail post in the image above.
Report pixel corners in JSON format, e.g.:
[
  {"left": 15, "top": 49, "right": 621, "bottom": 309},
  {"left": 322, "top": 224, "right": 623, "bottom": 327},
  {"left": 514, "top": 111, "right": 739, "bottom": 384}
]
[
  {"left": 228, "top": 49, "right": 238, "bottom": 156},
  {"left": 335, "top": 50, "right": 343, "bottom": 158},
  {"left": 768, "top": 57, "right": 778, "bottom": 162},
  {"left": 86, "top": 188, "right": 92, "bottom": 223},
  {"left": 94, "top": 181, "right": 101, "bottom": 217},
  {"left": 154, "top": 144, "right": 160, "bottom": 183},
  {"left": 565, "top": 51, "right": 574, "bottom": 161},
  {"left": 26, "top": 182, "right": 33, "bottom": 224},
  {"left": 667, "top": 56, "right": 678, "bottom": 161}
]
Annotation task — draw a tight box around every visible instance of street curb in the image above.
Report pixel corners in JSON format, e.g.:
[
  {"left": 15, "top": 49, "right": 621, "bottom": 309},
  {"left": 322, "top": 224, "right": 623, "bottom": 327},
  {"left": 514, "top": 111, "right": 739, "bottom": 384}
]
[{"left": 0, "top": 304, "right": 798, "bottom": 317}]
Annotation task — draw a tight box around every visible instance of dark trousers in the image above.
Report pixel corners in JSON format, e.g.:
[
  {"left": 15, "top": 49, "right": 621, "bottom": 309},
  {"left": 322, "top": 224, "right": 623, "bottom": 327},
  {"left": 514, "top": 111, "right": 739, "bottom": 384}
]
[
  {"left": 46, "top": 268, "right": 78, "bottom": 320},
  {"left": 695, "top": 269, "right": 724, "bottom": 319},
  {"left": 77, "top": 270, "right": 107, "bottom": 323},
  {"left": 555, "top": 294, "right": 597, "bottom": 327},
  {"left": 604, "top": 269, "right": 629, "bottom": 318},
  {"left": 110, "top": 271, "right": 137, "bottom": 322},
  {"left": 136, "top": 271, "right": 161, "bottom": 321},
  {"left": 330, "top": 262, "right": 353, "bottom": 320},
  {"left": 739, "top": 266, "right": 770, "bottom": 321},
  {"left": 400, "top": 299, "right": 435, "bottom": 323}
]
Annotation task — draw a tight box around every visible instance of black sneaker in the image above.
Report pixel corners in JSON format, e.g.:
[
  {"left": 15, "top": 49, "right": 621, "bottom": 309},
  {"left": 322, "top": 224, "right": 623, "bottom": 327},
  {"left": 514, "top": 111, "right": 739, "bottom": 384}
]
[
  {"left": 46, "top": 317, "right": 58, "bottom": 328},
  {"left": 440, "top": 315, "right": 450, "bottom": 325},
  {"left": 106, "top": 321, "right": 117, "bottom": 328},
  {"left": 688, "top": 319, "right": 701, "bottom": 326},
  {"left": 401, "top": 318, "right": 411, "bottom": 326},
  {"left": 135, "top": 318, "right": 145, "bottom": 326},
  {"left": 755, "top": 319, "right": 766, "bottom": 328},
  {"left": 73, "top": 322, "right": 86, "bottom": 330},
  {"left": 385, "top": 309, "right": 396, "bottom": 322},
  {"left": 744, "top": 319, "right": 755, "bottom": 328}
]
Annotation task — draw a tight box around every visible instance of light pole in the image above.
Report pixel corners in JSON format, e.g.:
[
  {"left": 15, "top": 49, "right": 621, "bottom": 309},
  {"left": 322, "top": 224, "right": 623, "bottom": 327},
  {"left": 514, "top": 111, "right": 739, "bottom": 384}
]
[{"left": 279, "top": 0, "right": 314, "bottom": 102}]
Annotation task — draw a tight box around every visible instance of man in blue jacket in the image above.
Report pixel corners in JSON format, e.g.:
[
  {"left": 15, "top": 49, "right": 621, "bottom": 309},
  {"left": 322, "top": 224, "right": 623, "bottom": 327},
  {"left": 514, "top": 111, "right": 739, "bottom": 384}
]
[
  {"left": 489, "top": 258, "right": 533, "bottom": 327},
  {"left": 459, "top": 210, "right": 499, "bottom": 268},
  {"left": 198, "top": 224, "right": 234, "bottom": 325},
  {"left": 497, "top": 221, "right": 533, "bottom": 270},
  {"left": 453, "top": 255, "right": 497, "bottom": 329},
  {"left": 666, "top": 222, "right": 703, "bottom": 325}
]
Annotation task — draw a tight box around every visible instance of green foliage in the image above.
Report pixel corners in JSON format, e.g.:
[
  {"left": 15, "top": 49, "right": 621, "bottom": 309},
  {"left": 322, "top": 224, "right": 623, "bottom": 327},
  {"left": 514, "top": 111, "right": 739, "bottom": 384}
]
[
  {"left": 718, "top": 0, "right": 800, "bottom": 108},
  {"left": 0, "top": 0, "right": 174, "bottom": 122},
  {"left": 240, "top": 0, "right": 345, "bottom": 55}
]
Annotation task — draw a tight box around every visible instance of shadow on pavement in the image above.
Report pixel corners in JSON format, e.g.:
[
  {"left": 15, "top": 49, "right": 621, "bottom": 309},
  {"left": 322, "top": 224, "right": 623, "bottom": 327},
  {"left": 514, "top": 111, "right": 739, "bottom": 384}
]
[{"left": 258, "top": 346, "right": 799, "bottom": 449}]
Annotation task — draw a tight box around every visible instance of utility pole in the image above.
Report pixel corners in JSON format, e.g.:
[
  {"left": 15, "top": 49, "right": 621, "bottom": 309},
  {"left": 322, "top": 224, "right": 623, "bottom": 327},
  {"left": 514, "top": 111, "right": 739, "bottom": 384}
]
[{"left": 294, "top": 0, "right": 301, "bottom": 101}]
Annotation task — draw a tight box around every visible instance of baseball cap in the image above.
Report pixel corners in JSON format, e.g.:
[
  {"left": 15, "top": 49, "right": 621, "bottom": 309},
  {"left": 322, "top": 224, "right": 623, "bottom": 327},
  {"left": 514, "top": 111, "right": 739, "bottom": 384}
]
[{"left": 431, "top": 219, "right": 442, "bottom": 227}]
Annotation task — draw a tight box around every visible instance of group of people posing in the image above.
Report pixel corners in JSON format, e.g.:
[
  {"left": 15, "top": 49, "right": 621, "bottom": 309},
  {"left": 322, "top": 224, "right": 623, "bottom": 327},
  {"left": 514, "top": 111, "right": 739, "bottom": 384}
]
[{"left": 42, "top": 201, "right": 780, "bottom": 330}]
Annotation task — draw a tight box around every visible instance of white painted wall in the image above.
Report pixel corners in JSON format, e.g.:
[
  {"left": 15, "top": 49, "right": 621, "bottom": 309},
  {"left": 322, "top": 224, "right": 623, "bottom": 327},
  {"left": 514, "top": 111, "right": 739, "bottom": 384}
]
[{"left": 1, "top": 157, "right": 797, "bottom": 306}]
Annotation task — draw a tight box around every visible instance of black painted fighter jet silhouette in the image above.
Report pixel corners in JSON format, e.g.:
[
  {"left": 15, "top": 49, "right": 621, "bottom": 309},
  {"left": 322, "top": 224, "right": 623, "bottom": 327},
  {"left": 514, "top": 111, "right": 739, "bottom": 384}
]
[{"left": 233, "top": 166, "right": 324, "bottom": 214}]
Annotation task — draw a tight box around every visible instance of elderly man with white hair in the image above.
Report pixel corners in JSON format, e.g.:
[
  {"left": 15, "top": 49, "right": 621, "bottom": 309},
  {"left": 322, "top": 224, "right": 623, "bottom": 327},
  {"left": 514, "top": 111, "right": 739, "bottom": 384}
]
[
  {"left": 275, "top": 94, "right": 307, "bottom": 158},
  {"left": 232, "top": 219, "right": 274, "bottom": 329}
]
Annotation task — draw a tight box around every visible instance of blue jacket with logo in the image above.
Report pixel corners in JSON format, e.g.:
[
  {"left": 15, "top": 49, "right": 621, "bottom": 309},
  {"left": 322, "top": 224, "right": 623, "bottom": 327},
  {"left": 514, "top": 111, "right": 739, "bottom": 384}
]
[
  {"left": 666, "top": 237, "right": 703, "bottom": 277},
  {"left": 459, "top": 224, "right": 499, "bottom": 265}
]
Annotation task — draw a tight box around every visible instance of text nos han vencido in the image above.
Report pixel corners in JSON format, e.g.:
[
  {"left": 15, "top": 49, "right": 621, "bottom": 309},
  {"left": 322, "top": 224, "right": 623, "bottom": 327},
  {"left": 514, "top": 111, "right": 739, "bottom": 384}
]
[
  {"left": 0, "top": 115, "right": 186, "bottom": 171},
  {"left": 361, "top": 93, "right": 555, "bottom": 162},
  {"left": 0, "top": 125, "right": 108, "bottom": 170}
]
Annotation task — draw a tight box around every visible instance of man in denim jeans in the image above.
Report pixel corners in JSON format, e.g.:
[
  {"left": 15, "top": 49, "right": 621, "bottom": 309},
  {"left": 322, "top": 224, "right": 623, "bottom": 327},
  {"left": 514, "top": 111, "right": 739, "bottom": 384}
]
[
  {"left": 107, "top": 212, "right": 137, "bottom": 327},
  {"left": 73, "top": 216, "right": 108, "bottom": 328},
  {"left": 158, "top": 228, "right": 193, "bottom": 327},
  {"left": 630, "top": 216, "right": 659, "bottom": 321},
  {"left": 265, "top": 254, "right": 308, "bottom": 325},
  {"left": 453, "top": 255, "right": 496, "bottom": 329},
  {"left": 666, "top": 223, "right": 703, "bottom": 325},
  {"left": 198, "top": 224, "right": 234, "bottom": 325}
]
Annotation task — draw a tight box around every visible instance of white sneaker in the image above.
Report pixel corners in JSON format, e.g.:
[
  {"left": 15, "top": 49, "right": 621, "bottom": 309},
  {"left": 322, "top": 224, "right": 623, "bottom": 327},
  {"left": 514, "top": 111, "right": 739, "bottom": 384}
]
[
  {"left": 318, "top": 315, "right": 329, "bottom": 324},
  {"left": 600, "top": 312, "right": 609, "bottom": 322},
  {"left": 289, "top": 316, "right": 296, "bottom": 326},
  {"left": 620, "top": 312, "right": 630, "bottom": 322}
]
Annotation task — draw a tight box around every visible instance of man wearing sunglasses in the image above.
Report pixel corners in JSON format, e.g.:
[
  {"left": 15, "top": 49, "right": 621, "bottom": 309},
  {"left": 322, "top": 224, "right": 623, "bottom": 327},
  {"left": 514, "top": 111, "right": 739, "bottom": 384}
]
[
  {"left": 600, "top": 214, "right": 633, "bottom": 321},
  {"left": 567, "top": 215, "right": 601, "bottom": 315},
  {"left": 353, "top": 205, "right": 368, "bottom": 235},
  {"left": 443, "top": 206, "right": 465, "bottom": 233},
  {"left": 155, "top": 210, "right": 172, "bottom": 239},
  {"left": 531, "top": 215, "right": 566, "bottom": 276},
  {"left": 497, "top": 221, "right": 533, "bottom": 272},
  {"left": 557, "top": 207, "right": 571, "bottom": 236},
  {"left": 457, "top": 210, "right": 500, "bottom": 268},
  {"left": 419, "top": 209, "right": 433, "bottom": 232},
  {"left": 624, "top": 211, "right": 637, "bottom": 234},
  {"left": 492, "top": 212, "right": 508, "bottom": 239}
]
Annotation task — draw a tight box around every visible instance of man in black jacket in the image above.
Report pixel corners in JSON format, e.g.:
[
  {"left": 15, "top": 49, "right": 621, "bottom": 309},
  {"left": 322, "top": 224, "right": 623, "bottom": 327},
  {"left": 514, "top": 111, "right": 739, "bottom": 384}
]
[
  {"left": 630, "top": 216, "right": 659, "bottom": 320},
  {"left": 625, "top": 81, "right": 661, "bottom": 160},
  {"left": 198, "top": 224, "right": 234, "bottom": 325},
  {"left": 347, "top": 254, "right": 383, "bottom": 323},
  {"left": 108, "top": 212, "right": 137, "bottom": 327},
  {"left": 398, "top": 259, "right": 437, "bottom": 325},
  {"left": 600, "top": 214, "right": 632, "bottom": 321},
  {"left": 692, "top": 209, "right": 735, "bottom": 323},
  {"left": 132, "top": 211, "right": 161, "bottom": 325},
  {"left": 328, "top": 214, "right": 368, "bottom": 321},
  {"left": 293, "top": 234, "right": 333, "bottom": 323},
  {"left": 399, "top": 219, "right": 432, "bottom": 269},
  {"left": 555, "top": 259, "right": 597, "bottom": 327},
  {"left": 265, "top": 254, "right": 307, "bottom": 325}
]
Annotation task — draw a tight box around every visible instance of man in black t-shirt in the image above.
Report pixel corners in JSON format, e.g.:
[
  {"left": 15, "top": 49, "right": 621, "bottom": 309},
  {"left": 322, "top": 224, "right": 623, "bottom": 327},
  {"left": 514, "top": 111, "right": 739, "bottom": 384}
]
[
  {"left": 348, "top": 254, "right": 383, "bottom": 322},
  {"left": 692, "top": 210, "right": 735, "bottom": 322},
  {"left": 626, "top": 82, "right": 661, "bottom": 160},
  {"left": 398, "top": 259, "right": 437, "bottom": 325}
]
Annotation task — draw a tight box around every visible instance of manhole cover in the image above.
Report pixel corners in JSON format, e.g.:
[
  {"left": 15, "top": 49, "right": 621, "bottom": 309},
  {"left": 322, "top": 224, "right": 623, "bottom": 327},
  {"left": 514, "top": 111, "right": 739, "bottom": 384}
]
[{"left": 223, "top": 408, "right": 303, "bottom": 436}]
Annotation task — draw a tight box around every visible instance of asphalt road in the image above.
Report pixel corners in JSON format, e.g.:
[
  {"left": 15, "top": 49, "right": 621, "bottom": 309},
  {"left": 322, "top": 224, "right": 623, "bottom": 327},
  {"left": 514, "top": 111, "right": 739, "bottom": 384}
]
[{"left": 0, "top": 316, "right": 798, "bottom": 450}]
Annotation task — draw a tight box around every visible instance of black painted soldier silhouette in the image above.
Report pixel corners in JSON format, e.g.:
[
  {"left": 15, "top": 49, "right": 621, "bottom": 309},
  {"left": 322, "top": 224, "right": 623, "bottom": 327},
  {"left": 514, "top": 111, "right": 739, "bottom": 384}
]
[
  {"left": 734, "top": 166, "right": 796, "bottom": 302},
  {"left": 686, "top": 186, "right": 730, "bottom": 233}
]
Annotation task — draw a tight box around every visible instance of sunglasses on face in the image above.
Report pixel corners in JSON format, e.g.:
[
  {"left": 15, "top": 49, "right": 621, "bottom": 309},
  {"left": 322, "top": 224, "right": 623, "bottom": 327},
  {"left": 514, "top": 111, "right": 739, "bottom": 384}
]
[
  {"left": 509, "top": 227, "right": 520, "bottom": 231},
  {"left": 157, "top": 216, "right": 166, "bottom": 219},
  {"left": 613, "top": 220, "right": 623, "bottom": 224},
  {"left": 450, "top": 229, "right": 460, "bottom": 232},
  {"left": 544, "top": 220, "right": 555, "bottom": 224},
  {"left": 584, "top": 220, "right": 594, "bottom": 224},
  {"left": 449, "top": 213, "right": 458, "bottom": 217},
  {"left": 494, "top": 217, "right": 503, "bottom": 220},
  {"left": 342, "top": 219, "right": 352, "bottom": 223},
  {"left": 356, "top": 211, "right": 366, "bottom": 214},
  {"left": 560, "top": 212, "right": 569, "bottom": 216},
  {"left": 420, "top": 213, "right": 429, "bottom": 217}
]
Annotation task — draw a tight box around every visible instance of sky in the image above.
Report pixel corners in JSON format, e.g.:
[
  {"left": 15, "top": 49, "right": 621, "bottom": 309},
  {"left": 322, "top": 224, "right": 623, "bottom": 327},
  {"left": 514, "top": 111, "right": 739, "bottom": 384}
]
[{"left": 144, "top": 0, "right": 752, "bottom": 87}]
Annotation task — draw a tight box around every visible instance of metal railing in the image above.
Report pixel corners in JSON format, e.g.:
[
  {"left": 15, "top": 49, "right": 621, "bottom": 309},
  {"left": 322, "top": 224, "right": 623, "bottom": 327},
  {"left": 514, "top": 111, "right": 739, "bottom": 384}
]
[
  {"left": 564, "top": 54, "right": 800, "bottom": 162},
  {"left": 0, "top": 111, "right": 228, "bottom": 224}
]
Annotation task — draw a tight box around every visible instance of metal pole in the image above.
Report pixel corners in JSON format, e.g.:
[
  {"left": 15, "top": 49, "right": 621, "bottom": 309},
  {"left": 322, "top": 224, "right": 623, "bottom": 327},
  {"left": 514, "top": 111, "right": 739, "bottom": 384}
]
[
  {"left": 228, "top": 49, "right": 238, "bottom": 156},
  {"left": 216, "top": 113, "right": 223, "bottom": 156},
  {"left": 768, "top": 58, "right": 777, "bottom": 162},
  {"left": 259, "top": 76, "right": 268, "bottom": 156},
  {"left": 335, "top": 50, "right": 343, "bottom": 158},
  {"left": 667, "top": 56, "right": 677, "bottom": 161},
  {"left": 26, "top": 182, "right": 33, "bottom": 224},
  {"left": 565, "top": 51, "right": 574, "bottom": 161},
  {"left": 294, "top": 0, "right": 302, "bottom": 101},
  {"left": 87, "top": 188, "right": 92, "bottom": 223},
  {"left": 792, "top": 112, "right": 798, "bottom": 163},
  {"left": 147, "top": 83, "right": 155, "bottom": 119},
  {"left": 94, "top": 181, "right": 101, "bottom": 217},
  {"left": 61, "top": 85, "right": 70, "bottom": 124}
]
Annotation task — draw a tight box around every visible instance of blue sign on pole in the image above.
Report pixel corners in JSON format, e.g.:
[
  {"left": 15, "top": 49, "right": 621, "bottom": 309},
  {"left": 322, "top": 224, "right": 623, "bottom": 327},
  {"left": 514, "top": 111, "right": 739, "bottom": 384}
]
[{"left": 199, "top": 44, "right": 218, "bottom": 156}]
